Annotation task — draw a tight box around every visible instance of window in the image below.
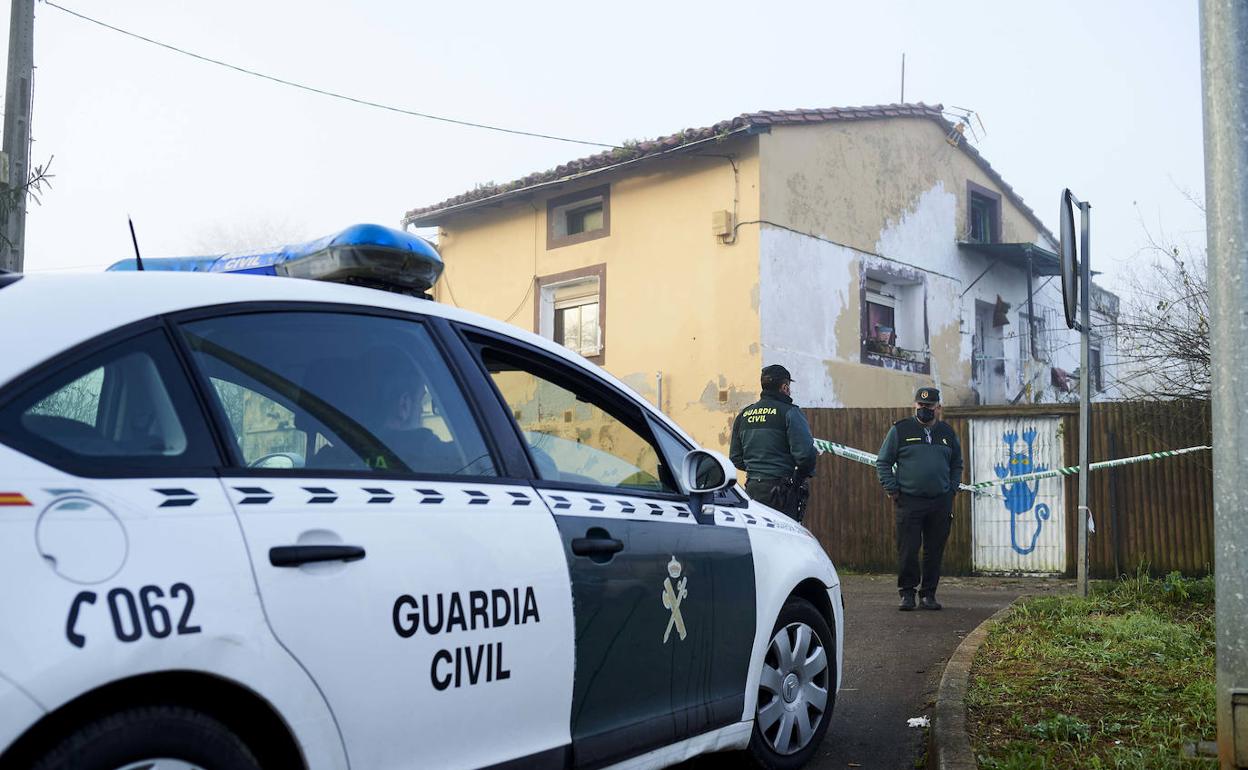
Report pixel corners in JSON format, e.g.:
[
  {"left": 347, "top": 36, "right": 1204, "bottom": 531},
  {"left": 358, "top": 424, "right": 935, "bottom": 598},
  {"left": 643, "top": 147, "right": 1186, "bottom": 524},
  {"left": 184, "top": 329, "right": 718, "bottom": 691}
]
[
  {"left": 860, "top": 270, "right": 929, "bottom": 374},
  {"left": 536, "top": 265, "right": 606, "bottom": 364},
  {"left": 967, "top": 182, "right": 1002, "bottom": 244},
  {"left": 547, "top": 185, "right": 610, "bottom": 248},
  {"left": 865, "top": 278, "right": 897, "bottom": 348},
  {"left": 566, "top": 202, "right": 604, "bottom": 236},
  {"left": 1089, "top": 343, "right": 1104, "bottom": 393},
  {"left": 179, "top": 312, "right": 496, "bottom": 477},
  {"left": 1019, "top": 312, "right": 1052, "bottom": 363},
  {"left": 0, "top": 329, "right": 219, "bottom": 473},
  {"left": 553, "top": 284, "right": 600, "bottom": 358},
  {"left": 479, "top": 347, "right": 677, "bottom": 493}
]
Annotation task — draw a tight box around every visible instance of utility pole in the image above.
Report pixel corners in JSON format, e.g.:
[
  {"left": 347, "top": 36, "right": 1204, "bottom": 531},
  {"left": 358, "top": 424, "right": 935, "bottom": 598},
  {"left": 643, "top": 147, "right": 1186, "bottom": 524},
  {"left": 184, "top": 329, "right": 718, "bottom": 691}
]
[
  {"left": 0, "top": 0, "right": 34, "bottom": 273},
  {"left": 1202, "top": 0, "right": 1248, "bottom": 767}
]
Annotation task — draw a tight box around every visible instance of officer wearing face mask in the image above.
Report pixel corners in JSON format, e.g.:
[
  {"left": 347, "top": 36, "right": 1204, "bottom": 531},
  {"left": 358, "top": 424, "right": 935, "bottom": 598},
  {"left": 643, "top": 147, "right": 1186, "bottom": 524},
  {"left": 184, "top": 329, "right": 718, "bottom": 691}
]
[{"left": 876, "top": 387, "right": 963, "bottom": 611}]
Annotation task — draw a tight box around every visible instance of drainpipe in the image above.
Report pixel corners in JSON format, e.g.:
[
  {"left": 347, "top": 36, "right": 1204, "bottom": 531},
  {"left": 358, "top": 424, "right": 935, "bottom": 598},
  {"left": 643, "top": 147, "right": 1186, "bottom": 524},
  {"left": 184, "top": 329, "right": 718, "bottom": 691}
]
[
  {"left": 656, "top": 371, "right": 663, "bottom": 413},
  {"left": 1026, "top": 252, "right": 1038, "bottom": 360}
]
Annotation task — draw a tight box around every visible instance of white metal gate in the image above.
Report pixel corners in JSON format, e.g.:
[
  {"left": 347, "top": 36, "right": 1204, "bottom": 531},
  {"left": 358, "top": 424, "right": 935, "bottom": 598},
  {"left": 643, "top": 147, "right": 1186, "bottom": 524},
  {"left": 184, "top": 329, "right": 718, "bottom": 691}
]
[{"left": 971, "top": 416, "right": 1065, "bottom": 573}]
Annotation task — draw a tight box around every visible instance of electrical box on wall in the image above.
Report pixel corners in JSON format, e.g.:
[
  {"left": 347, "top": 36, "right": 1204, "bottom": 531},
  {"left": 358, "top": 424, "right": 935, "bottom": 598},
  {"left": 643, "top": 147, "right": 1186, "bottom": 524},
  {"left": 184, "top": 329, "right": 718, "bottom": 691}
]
[{"left": 711, "top": 210, "right": 734, "bottom": 239}]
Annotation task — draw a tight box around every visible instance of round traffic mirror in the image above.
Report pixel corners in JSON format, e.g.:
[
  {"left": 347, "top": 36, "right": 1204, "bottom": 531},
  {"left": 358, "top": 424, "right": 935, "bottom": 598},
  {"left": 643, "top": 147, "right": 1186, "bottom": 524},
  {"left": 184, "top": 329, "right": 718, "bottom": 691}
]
[{"left": 1060, "top": 189, "right": 1079, "bottom": 329}]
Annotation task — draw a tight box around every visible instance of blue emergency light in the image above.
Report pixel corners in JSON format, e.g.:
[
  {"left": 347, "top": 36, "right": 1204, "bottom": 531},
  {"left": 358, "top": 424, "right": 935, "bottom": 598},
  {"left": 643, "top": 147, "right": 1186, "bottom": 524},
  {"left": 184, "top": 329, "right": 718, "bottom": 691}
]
[{"left": 106, "top": 223, "right": 444, "bottom": 296}]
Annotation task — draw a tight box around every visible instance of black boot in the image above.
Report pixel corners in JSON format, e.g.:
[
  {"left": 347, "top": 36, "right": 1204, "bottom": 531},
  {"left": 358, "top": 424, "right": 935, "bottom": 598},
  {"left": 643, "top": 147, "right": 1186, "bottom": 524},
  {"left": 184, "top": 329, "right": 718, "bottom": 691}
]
[
  {"left": 898, "top": 592, "right": 916, "bottom": 611},
  {"left": 919, "top": 594, "right": 942, "bottom": 611}
]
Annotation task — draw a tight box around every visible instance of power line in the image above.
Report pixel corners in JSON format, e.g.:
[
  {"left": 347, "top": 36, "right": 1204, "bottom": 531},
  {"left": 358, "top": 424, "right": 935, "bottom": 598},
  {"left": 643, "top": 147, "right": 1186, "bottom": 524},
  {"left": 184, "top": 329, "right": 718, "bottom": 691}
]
[{"left": 41, "top": 1, "right": 621, "bottom": 150}]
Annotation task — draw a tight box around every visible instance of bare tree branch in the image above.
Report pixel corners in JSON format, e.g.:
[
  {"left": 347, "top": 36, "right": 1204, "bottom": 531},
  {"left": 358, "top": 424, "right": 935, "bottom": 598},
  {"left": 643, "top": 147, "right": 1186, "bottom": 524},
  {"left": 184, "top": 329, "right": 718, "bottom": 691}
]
[{"left": 0, "top": 156, "right": 54, "bottom": 251}]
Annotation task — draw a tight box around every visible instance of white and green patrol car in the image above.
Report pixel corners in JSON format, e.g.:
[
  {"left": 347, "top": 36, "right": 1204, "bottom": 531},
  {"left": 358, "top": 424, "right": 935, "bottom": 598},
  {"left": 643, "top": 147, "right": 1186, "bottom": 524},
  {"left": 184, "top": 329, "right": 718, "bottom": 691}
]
[{"left": 0, "top": 226, "right": 842, "bottom": 770}]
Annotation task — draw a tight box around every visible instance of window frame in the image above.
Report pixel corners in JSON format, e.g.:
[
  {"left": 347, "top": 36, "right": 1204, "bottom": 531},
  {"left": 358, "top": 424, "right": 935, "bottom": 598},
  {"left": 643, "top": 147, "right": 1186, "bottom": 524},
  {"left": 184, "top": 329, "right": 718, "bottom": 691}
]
[
  {"left": 966, "top": 181, "right": 1003, "bottom": 245},
  {"left": 1089, "top": 341, "right": 1104, "bottom": 394},
  {"left": 0, "top": 318, "right": 228, "bottom": 477},
  {"left": 165, "top": 302, "right": 524, "bottom": 482},
  {"left": 534, "top": 264, "right": 606, "bottom": 365},
  {"left": 1018, "top": 311, "right": 1052, "bottom": 364},
  {"left": 859, "top": 268, "right": 930, "bottom": 375},
  {"left": 546, "top": 184, "right": 611, "bottom": 249},
  {"left": 455, "top": 324, "right": 693, "bottom": 502}
]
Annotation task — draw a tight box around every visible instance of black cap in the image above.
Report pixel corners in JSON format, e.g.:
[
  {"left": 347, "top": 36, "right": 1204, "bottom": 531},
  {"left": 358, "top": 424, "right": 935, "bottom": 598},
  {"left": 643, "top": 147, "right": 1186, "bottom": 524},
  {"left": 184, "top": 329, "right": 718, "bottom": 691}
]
[
  {"left": 914, "top": 386, "right": 941, "bottom": 404},
  {"left": 761, "top": 364, "right": 793, "bottom": 390}
]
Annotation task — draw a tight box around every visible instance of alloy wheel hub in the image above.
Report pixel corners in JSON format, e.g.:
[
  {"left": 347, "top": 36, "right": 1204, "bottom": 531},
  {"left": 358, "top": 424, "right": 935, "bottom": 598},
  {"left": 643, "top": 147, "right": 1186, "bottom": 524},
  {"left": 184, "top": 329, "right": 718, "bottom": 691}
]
[{"left": 782, "top": 672, "right": 800, "bottom": 703}]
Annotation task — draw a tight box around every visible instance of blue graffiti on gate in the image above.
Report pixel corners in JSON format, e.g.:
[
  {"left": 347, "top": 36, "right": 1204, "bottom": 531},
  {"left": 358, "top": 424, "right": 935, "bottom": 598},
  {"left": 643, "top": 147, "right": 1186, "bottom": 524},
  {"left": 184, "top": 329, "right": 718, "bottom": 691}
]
[{"left": 994, "top": 428, "right": 1052, "bottom": 555}]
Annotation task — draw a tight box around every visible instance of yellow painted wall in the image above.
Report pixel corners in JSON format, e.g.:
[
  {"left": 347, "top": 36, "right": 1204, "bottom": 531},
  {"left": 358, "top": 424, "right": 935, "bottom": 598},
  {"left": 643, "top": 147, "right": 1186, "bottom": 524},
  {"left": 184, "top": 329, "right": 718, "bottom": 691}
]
[
  {"left": 430, "top": 136, "right": 764, "bottom": 453},
  {"left": 757, "top": 118, "right": 1048, "bottom": 407}
]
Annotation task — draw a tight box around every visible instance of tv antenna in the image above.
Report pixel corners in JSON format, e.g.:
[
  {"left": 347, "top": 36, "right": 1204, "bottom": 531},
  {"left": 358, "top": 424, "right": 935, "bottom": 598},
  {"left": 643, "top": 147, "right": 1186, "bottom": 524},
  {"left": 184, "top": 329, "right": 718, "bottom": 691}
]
[{"left": 943, "top": 107, "right": 986, "bottom": 146}]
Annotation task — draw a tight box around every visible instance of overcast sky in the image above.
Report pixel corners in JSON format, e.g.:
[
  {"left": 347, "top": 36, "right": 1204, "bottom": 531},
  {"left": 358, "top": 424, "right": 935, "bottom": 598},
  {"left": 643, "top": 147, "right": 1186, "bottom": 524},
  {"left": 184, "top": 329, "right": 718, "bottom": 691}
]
[{"left": 14, "top": 0, "right": 1205, "bottom": 294}]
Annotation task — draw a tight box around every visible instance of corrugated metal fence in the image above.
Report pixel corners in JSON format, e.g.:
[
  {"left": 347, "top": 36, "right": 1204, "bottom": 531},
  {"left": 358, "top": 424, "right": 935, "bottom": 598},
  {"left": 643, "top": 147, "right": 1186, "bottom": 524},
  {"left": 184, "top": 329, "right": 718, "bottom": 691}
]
[{"left": 804, "top": 401, "right": 1212, "bottom": 577}]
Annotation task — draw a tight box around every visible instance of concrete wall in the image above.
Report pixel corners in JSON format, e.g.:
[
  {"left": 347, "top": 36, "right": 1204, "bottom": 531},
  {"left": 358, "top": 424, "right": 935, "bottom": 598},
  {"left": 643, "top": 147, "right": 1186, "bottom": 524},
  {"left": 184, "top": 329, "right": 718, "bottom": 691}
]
[
  {"left": 430, "top": 136, "right": 764, "bottom": 452},
  {"left": 754, "top": 117, "right": 1094, "bottom": 408}
]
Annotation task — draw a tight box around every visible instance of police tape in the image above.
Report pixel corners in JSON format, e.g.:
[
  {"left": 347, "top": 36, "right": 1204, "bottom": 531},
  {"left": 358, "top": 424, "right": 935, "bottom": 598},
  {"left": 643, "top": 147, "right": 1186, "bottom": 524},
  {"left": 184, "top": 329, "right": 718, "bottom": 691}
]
[{"left": 812, "top": 438, "right": 1211, "bottom": 495}]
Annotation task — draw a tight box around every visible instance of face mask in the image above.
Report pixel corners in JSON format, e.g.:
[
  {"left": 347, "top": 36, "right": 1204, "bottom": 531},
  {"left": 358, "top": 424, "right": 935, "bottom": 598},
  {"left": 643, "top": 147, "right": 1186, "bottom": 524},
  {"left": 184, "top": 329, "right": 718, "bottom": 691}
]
[{"left": 916, "top": 406, "right": 936, "bottom": 423}]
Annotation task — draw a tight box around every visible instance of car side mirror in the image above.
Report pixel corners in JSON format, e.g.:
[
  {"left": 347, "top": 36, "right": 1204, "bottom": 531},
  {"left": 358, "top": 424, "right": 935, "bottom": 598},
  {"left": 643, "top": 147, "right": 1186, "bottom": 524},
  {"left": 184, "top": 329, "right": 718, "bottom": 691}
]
[
  {"left": 681, "top": 449, "right": 735, "bottom": 525},
  {"left": 682, "top": 449, "right": 735, "bottom": 493}
]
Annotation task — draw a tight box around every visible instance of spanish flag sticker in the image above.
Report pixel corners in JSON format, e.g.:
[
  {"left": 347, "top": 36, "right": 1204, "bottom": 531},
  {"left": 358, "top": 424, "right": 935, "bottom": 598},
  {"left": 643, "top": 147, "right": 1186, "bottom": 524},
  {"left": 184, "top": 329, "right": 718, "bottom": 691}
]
[{"left": 0, "top": 492, "right": 31, "bottom": 506}]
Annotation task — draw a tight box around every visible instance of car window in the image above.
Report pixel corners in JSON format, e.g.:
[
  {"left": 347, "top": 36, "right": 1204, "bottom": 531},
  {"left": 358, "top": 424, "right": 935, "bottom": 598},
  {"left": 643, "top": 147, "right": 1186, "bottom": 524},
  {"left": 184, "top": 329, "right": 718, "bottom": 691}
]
[
  {"left": 209, "top": 378, "right": 308, "bottom": 469},
  {"left": 0, "top": 329, "right": 219, "bottom": 472},
  {"left": 179, "top": 311, "right": 496, "bottom": 477},
  {"left": 479, "top": 347, "right": 677, "bottom": 493},
  {"left": 648, "top": 413, "right": 745, "bottom": 506}
]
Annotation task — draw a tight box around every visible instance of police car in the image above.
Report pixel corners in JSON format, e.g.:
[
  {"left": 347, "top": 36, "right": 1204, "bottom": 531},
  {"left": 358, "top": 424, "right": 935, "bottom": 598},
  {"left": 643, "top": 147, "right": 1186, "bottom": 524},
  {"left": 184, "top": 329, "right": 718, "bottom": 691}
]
[{"left": 0, "top": 225, "right": 843, "bottom": 770}]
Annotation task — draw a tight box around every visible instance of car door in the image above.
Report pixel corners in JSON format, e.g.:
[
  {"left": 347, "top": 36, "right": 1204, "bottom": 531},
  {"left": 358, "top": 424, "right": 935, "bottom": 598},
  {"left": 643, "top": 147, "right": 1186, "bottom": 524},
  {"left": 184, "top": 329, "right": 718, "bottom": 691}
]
[
  {"left": 173, "top": 307, "right": 576, "bottom": 770},
  {"left": 0, "top": 325, "right": 287, "bottom": 722},
  {"left": 460, "top": 329, "right": 757, "bottom": 768}
]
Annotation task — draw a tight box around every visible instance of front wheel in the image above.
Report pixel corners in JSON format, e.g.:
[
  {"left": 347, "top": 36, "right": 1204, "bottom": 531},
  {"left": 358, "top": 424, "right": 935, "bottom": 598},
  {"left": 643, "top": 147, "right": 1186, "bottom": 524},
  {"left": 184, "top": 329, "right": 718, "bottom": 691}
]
[
  {"left": 32, "top": 706, "right": 261, "bottom": 770},
  {"left": 747, "top": 597, "right": 835, "bottom": 770}
]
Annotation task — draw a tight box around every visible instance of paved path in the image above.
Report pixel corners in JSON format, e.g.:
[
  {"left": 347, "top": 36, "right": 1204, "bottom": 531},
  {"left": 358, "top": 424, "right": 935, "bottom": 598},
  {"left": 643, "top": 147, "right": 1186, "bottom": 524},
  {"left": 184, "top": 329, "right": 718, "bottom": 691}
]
[{"left": 681, "top": 573, "right": 1070, "bottom": 770}]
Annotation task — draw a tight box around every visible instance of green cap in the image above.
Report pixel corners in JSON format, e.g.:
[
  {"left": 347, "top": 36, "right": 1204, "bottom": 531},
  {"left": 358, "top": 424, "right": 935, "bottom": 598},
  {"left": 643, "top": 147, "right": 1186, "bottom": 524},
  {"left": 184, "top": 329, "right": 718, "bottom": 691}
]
[{"left": 914, "top": 386, "right": 941, "bottom": 404}]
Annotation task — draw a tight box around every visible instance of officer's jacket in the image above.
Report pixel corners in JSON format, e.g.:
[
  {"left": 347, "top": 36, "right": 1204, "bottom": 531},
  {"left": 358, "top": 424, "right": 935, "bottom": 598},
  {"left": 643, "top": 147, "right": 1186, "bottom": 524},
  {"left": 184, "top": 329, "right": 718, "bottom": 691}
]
[
  {"left": 876, "top": 417, "right": 964, "bottom": 498},
  {"left": 729, "top": 391, "right": 817, "bottom": 480}
]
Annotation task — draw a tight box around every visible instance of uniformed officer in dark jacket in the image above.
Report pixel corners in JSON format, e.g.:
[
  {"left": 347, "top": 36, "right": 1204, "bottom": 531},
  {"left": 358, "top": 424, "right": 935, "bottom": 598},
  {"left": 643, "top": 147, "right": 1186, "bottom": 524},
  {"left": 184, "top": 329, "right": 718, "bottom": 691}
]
[
  {"left": 730, "top": 364, "right": 817, "bottom": 521},
  {"left": 876, "top": 386, "right": 963, "bottom": 611}
]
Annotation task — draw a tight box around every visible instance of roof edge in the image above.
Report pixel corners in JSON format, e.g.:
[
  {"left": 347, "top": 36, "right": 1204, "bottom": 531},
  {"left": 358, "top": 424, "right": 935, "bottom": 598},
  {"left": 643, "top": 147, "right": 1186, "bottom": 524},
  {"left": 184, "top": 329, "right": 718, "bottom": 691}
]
[
  {"left": 403, "top": 124, "right": 758, "bottom": 228},
  {"left": 403, "top": 102, "right": 1058, "bottom": 247}
]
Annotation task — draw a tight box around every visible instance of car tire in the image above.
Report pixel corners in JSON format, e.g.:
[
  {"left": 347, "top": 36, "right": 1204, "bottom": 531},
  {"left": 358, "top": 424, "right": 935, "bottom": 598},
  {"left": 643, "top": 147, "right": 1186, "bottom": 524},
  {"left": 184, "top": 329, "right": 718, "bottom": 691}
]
[
  {"left": 32, "top": 705, "right": 262, "bottom": 770},
  {"left": 746, "top": 597, "right": 835, "bottom": 770}
]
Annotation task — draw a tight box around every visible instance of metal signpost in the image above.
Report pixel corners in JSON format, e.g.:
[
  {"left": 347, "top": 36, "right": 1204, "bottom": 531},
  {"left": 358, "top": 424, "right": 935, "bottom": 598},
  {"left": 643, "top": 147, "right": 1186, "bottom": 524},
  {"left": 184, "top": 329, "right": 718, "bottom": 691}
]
[
  {"left": 1058, "top": 189, "right": 1091, "bottom": 597},
  {"left": 1201, "top": 1, "right": 1248, "bottom": 766}
]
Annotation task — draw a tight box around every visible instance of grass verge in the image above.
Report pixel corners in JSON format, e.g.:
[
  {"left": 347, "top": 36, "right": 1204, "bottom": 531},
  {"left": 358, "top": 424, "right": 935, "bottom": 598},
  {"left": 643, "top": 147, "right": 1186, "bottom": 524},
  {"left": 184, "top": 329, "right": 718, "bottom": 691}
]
[{"left": 966, "top": 570, "right": 1214, "bottom": 769}]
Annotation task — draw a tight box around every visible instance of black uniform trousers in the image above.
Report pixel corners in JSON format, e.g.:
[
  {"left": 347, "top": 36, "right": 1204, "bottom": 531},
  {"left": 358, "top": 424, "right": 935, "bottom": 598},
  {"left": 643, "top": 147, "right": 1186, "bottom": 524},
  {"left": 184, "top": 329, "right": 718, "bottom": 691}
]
[
  {"left": 746, "top": 477, "right": 801, "bottom": 521},
  {"left": 895, "top": 493, "right": 953, "bottom": 598}
]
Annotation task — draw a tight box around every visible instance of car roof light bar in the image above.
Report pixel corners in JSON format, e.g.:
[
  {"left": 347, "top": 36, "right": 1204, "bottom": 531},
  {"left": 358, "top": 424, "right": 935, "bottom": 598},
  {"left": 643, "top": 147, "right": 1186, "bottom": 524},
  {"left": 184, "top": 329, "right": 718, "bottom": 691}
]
[{"left": 106, "top": 223, "right": 444, "bottom": 297}]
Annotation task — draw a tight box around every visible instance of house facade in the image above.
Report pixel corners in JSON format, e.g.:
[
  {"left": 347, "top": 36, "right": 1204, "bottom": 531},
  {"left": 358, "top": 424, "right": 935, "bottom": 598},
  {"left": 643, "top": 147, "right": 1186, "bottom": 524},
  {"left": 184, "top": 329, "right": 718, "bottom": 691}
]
[{"left": 404, "top": 103, "right": 1118, "bottom": 454}]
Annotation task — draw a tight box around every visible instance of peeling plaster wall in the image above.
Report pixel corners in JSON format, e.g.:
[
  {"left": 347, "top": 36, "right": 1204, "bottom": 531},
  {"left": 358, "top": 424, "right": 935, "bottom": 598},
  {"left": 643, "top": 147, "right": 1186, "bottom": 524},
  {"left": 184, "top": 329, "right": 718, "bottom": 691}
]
[
  {"left": 755, "top": 118, "right": 1107, "bottom": 407},
  {"left": 758, "top": 227, "right": 854, "bottom": 407},
  {"left": 759, "top": 225, "right": 964, "bottom": 408},
  {"left": 758, "top": 119, "right": 1050, "bottom": 257}
]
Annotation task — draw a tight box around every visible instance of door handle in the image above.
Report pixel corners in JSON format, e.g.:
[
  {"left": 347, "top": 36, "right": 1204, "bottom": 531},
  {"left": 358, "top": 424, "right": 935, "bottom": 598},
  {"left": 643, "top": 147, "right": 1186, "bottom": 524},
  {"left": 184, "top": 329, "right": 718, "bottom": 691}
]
[
  {"left": 269, "top": 545, "right": 366, "bottom": 567},
  {"left": 570, "top": 537, "right": 624, "bottom": 557}
]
